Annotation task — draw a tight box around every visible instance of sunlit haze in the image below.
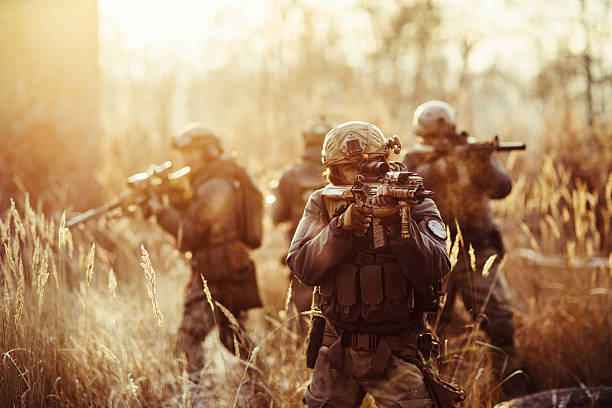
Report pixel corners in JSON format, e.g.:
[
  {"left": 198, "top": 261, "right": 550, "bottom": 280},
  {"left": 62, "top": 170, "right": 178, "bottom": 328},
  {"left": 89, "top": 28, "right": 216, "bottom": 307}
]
[
  {"left": 99, "top": 0, "right": 587, "bottom": 77},
  {"left": 1, "top": 1, "right": 611, "bottom": 406}
]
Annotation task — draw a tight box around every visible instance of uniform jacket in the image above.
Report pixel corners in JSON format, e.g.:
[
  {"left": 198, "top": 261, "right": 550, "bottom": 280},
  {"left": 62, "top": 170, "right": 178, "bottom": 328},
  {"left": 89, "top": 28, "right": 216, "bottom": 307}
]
[
  {"left": 156, "top": 159, "right": 262, "bottom": 310},
  {"left": 287, "top": 188, "right": 450, "bottom": 333},
  {"left": 403, "top": 147, "right": 511, "bottom": 249}
]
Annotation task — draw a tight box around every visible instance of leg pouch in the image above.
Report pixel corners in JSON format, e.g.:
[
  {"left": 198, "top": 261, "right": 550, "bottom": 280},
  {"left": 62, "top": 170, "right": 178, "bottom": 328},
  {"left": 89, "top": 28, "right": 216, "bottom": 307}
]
[
  {"left": 360, "top": 265, "right": 384, "bottom": 323},
  {"left": 336, "top": 263, "right": 360, "bottom": 322},
  {"left": 383, "top": 263, "right": 414, "bottom": 322}
]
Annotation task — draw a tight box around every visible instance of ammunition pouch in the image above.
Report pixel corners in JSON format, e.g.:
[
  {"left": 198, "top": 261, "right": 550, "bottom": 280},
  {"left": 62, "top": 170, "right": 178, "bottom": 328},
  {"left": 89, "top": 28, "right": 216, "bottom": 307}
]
[
  {"left": 190, "top": 243, "right": 262, "bottom": 311},
  {"left": 316, "top": 254, "right": 416, "bottom": 329},
  {"left": 305, "top": 313, "right": 326, "bottom": 369}
]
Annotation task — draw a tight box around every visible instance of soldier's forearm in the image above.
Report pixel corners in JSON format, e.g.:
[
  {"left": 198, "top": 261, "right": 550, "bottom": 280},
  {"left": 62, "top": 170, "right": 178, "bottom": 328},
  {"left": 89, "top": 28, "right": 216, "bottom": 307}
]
[
  {"left": 288, "top": 217, "right": 353, "bottom": 286},
  {"left": 475, "top": 156, "right": 512, "bottom": 198},
  {"left": 156, "top": 206, "right": 201, "bottom": 244},
  {"left": 389, "top": 218, "right": 450, "bottom": 288}
]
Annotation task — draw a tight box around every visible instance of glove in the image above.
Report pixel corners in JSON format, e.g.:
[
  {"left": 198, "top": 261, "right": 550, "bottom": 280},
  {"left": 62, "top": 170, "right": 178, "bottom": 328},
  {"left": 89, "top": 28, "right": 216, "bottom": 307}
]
[{"left": 340, "top": 203, "right": 372, "bottom": 237}]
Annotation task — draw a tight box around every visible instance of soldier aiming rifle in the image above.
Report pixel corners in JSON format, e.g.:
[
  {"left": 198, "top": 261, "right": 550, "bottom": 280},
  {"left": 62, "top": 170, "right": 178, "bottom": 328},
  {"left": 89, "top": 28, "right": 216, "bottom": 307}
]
[
  {"left": 69, "top": 124, "right": 264, "bottom": 386},
  {"left": 321, "top": 146, "right": 433, "bottom": 247},
  {"left": 403, "top": 100, "right": 530, "bottom": 402},
  {"left": 407, "top": 134, "right": 525, "bottom": 163},
  {"left": 289, "top": 121, "right": 464, "bottom": 408}
]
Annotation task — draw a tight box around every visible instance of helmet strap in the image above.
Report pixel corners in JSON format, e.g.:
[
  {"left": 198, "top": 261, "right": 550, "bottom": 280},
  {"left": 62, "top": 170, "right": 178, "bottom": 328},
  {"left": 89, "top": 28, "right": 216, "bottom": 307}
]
[{"left": 326, "top": 165, "right": 346, "bottom": 185}]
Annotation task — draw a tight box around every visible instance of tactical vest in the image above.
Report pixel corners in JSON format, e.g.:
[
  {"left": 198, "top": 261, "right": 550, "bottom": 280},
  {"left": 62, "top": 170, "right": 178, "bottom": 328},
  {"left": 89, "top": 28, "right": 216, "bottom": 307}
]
[{"left": 315, "top": 248, "right": 424, "bottom": 333}]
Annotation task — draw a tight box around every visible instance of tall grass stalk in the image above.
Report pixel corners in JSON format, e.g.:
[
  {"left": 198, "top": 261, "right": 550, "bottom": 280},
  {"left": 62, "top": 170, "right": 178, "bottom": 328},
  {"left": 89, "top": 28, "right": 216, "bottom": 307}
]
[{"left": 0, "top": 149, "right": 610, "bottom": 406}]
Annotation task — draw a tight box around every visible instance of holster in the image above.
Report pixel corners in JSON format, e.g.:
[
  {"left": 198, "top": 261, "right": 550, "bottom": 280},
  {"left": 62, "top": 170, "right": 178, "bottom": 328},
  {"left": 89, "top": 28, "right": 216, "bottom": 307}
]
[
  {"left": 305, "top": 313, "right": 326, "bottom": 369},
  {"left": 417, "top": 333, "right": 466, "bottom": 408}
]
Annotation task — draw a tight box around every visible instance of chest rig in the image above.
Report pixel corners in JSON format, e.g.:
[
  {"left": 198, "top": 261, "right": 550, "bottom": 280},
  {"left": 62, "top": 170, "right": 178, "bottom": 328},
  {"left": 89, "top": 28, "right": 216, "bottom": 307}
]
[
  {"left": 317, "top": 193, "right": 418, "bottom": 331},
  {"left": 315, "top": 248, "right": 416, "bottom": 331}
]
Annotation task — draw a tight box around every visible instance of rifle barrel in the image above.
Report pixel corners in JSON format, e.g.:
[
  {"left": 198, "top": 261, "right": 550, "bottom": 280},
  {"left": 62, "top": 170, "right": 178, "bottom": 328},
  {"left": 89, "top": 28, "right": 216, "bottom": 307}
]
[
  {"left": 497, "top": 142, "right": 526, "bottom": 151},
  {"left": 66, "top": 190, "right": 134, "bottom": 228}
]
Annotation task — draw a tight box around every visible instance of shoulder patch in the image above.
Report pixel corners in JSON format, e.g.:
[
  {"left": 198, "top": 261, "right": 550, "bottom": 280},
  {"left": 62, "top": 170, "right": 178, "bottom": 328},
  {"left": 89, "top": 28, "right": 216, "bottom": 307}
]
[{"left": 427, "top": 219, "right": 447, "bottom": 240}]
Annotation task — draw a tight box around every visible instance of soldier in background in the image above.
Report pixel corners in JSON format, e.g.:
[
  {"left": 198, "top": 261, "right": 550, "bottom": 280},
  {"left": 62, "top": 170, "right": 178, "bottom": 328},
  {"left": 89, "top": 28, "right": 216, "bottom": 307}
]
[
  {"left": 288, "top": 121, "right": 456, "bottom": 407},
  {"left": 146, "top": 123, "right": 263, "bottom": 382},
  {"left": 272, "top": 122, "right": 331, "bottom": 316},
  {"left": 403, "top": 100, "right": 530, "bottom": 401}
]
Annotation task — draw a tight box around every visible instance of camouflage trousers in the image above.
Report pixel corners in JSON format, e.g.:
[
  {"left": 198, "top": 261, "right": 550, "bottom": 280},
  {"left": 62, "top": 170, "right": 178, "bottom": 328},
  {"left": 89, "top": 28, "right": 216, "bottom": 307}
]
[
  {"left": 176, "top": 274, "right": 253, "bottom": 378},
  {"left": 304, "top": 326, "right": 432, "bottom": 408},
  {"left": 440, "top": 245, "right": 529, "bottom": 400}
]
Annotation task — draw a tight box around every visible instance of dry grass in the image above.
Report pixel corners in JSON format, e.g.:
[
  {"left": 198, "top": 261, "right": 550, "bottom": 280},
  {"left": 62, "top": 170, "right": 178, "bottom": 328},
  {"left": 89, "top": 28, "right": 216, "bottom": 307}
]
[
  {"left": 1, "top": 147, "right": 610, "bottom": 407},
  {"left": 1, "top": 62, "right": 611, "bottom": 405},
  {"left": 2, "top": 2, "right": 611, "bottom": 406}
]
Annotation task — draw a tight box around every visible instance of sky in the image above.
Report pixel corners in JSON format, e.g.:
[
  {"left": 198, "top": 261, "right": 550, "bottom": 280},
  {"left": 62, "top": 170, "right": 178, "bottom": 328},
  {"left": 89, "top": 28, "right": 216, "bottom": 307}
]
[{"left": 98, "top": 0, "right": 592, "bottom": 79}]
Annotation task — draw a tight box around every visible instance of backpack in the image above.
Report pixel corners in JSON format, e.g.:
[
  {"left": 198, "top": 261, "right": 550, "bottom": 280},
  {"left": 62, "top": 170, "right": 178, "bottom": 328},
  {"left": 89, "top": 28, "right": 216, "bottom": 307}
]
[
  {"left": 231, "top": 165, "right": 264, "bottom": 249},
  {"left": 191, "top": 159, "right": 263, "bottom": 249}
]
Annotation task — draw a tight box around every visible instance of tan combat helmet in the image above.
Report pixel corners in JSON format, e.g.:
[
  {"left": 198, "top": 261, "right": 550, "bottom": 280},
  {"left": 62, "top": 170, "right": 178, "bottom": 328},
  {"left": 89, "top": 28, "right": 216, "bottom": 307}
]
[
  {"left": 322, "top": 121, "right": 399, "bottom": 166},
  {"left": 173, "top": 122, "right": 223, "bottom": 158},
  {"left": 412, "top": 100, "right": 457, "bottom": 138}
]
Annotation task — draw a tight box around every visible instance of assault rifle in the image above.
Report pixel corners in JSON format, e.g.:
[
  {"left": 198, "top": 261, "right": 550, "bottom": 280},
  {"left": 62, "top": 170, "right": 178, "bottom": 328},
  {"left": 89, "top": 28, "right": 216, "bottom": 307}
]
[
  {"left": 322, "top": 159, "right": 432, "bottom": 247},
  {"left": 410, "top": 134, "right": 526, "bottom": 163},
  {"left": 67, "top": 161, "right": 191, "bottom": 228}
]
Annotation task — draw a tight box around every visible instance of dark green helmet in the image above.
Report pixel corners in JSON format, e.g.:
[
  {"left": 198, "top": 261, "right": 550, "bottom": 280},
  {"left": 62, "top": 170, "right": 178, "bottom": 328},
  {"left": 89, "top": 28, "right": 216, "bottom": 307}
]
[
  {"left": 173, "top": 123, "right": 223, "bottom": 156},
  {"left": 303, "top": 122, "right": 332, "bottom": 148}
]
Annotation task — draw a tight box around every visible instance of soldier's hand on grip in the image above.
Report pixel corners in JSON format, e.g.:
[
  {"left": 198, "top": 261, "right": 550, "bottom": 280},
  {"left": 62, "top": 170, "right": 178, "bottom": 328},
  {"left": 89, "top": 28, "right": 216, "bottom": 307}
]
[{"left": 340, "top": 203, "right": 372, "bottom": 237}]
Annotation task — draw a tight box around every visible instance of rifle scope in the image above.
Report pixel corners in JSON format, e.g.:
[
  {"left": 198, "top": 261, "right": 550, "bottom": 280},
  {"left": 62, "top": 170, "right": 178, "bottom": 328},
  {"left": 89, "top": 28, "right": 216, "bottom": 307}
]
[{"left": 357, "top": 161, "right": 389, "bottom": 176}]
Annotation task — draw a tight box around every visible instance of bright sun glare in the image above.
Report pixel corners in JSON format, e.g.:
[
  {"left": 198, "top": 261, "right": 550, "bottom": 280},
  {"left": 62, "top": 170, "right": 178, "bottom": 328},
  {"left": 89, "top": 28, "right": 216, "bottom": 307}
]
[{"left": 99, "top": 0, "right": 266, "bottom": 53}]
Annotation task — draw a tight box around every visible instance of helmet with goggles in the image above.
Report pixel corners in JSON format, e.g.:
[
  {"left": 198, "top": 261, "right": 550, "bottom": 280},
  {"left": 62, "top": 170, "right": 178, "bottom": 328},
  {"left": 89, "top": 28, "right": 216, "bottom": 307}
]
[{"left": 322, "top": 121, "right": 401, "bottom": 166}]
